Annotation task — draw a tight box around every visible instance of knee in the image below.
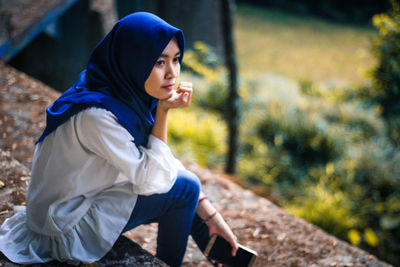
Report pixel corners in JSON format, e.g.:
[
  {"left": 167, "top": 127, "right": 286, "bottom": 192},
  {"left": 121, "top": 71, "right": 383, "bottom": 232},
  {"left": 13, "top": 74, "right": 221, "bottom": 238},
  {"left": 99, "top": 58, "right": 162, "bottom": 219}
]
[{"left": 176, "top": 170, "right": 201, "bottom": 200}]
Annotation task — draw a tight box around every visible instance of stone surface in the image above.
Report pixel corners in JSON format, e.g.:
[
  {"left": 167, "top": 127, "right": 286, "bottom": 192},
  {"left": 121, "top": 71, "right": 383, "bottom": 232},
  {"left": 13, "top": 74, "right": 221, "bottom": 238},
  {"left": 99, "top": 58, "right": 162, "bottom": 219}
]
[
  {"left": 0, "top": 150, "right": 28, "bottom": 224},
  {"left": 0, "top": 235, "right": 166, "bottom": 266}
]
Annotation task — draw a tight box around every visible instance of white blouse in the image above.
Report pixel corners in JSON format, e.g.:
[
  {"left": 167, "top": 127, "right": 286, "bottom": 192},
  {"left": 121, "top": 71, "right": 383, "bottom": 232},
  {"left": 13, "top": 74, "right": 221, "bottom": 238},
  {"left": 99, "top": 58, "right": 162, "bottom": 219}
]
[{"left": 0, "top": 108, "right": 184, "bottom": 264}]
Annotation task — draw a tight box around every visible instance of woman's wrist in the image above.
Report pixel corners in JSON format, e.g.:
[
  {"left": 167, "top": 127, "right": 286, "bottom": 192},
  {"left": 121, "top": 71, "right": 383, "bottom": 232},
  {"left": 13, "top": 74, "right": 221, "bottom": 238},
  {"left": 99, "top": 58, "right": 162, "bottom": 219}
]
[
  {"left": 204, "top": 211, "right": 224, "bottom": 228},
  {"left": 197, "top": 203, "right": 217, "bottom": 220},
  {"left": 157, "top": 102, "right": 170, "bottom": 113},
  {"left": 203, "top": 211, "right": 218, "bottom": 223},
  {"left": 196, "top": 194, "right": 220, "bottom": 224}
]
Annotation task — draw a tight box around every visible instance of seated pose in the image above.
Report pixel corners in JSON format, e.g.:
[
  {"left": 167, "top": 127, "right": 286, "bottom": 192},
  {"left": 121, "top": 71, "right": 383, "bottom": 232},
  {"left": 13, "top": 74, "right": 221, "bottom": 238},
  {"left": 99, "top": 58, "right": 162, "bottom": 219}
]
[{"left": 0, "top": 12, "right": 237, "bottom": 267}]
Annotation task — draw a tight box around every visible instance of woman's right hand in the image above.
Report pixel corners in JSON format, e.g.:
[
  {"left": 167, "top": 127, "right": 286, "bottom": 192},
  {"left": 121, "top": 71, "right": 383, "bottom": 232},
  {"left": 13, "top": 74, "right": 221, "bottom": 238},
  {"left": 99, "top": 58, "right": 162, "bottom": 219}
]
[{"left": 158, "top": 81, "right": 192, "bottom": 110}]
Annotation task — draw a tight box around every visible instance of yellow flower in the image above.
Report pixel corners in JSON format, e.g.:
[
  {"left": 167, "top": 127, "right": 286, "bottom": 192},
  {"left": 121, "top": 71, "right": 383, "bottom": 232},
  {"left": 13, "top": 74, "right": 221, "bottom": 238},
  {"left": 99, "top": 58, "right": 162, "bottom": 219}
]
[
  {"left": 348, "top": 229, "right": 361, "bottom": 245},
  {"left": 194, "top": 41, "right": 209, "bottom": 54},
  {"left": 364, "top": 228, "right": 379, "bottom": 247}
]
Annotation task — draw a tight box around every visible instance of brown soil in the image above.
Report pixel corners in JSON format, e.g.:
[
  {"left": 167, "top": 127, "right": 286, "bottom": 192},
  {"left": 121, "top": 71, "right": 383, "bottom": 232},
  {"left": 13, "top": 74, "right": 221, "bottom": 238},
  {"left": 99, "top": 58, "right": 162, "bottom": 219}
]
[{"left": 0, "top": 64, "right": 392, "bottom": 267}]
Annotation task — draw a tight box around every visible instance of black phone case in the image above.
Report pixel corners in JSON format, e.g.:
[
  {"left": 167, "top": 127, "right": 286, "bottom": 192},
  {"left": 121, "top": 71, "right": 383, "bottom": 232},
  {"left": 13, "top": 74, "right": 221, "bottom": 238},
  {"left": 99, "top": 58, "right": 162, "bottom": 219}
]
[{"left": 204, "top": 235, "right": 257, "bottom": 267}]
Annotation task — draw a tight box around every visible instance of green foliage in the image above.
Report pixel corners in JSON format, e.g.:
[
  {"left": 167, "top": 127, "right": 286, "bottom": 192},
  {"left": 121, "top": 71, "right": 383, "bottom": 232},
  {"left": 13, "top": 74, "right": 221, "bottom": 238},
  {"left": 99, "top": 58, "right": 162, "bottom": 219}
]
[
  {"left": 184, "top": 41, "right": 221, "bottom": 74},
  {"left": 369, "top": 0, "right": 400, "bottom": 145},
  {"left": 168, "top": 107, "right": 227, "bottom": 168},
  {"left": 326, "top": 142, "right": 400, "bottom": 264},
  {"left": 285, "top": 182, "right": 359, "bottom": 239},
  {"left": 236, "top": 72, "right": 400, "bottom": 264},
  {"left": 256, "top": 104, "right": 342, "bottom": 165},
  {"left": 238, "top": 133, "right": 306, "bottom": 195},
  {"left": 183, "top": 42, "right": 229, "bottom": 113}
]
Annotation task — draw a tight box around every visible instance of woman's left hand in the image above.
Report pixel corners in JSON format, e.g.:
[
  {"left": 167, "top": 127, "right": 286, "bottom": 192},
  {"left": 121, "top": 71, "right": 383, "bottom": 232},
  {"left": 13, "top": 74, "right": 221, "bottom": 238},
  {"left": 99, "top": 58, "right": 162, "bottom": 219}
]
[
  {"left": 159, "top": 81, "right": 192, "bottom": 110},
  {"left": 206, "top": 212, "right": 238, "bottom": 257}
]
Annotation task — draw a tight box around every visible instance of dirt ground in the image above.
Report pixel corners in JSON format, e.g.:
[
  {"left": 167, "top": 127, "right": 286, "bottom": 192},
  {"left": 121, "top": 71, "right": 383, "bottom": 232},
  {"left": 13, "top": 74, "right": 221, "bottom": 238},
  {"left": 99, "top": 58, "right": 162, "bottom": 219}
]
[{"left": 0, "top": 64, "right": 392, "bottom": 266}]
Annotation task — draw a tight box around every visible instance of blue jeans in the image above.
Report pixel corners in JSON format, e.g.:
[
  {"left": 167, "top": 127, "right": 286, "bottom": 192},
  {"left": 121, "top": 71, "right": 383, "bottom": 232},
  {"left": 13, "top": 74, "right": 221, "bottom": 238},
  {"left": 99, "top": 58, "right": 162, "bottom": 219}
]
[{"left": 123, "top": 170, "right": 211, "bottom": 267}]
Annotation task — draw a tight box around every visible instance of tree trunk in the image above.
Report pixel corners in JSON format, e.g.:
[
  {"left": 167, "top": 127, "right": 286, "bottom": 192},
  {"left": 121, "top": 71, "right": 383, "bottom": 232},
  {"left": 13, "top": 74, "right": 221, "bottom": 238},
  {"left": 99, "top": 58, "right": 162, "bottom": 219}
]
[{"left": 221, "top": 0, "right": 239, "bottom": 174}]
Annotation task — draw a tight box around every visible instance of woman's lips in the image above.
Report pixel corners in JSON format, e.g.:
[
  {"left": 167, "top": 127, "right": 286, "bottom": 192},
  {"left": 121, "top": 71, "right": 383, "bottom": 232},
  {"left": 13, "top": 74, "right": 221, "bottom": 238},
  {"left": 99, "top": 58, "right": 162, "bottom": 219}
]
[{"left": 163, "top": 84, "right": 175, "bottom": 90}]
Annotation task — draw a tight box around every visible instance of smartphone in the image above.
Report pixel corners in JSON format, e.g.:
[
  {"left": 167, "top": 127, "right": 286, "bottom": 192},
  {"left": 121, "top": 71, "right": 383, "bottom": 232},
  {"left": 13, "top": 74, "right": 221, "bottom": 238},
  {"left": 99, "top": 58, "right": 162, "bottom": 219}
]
[{"left": 204, "top": 234, "right": 258, "bottom": 267}]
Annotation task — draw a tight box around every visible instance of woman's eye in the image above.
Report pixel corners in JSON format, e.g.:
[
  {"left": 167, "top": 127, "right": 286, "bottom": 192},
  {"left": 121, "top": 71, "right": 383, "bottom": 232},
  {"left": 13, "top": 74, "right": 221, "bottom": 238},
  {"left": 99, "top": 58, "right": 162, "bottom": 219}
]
[
  {"left": 173, "top": 57, "right": 180, "bottom": 62},
  {"left": 156, "top": 60, "right": 165, "bottom": 66}
]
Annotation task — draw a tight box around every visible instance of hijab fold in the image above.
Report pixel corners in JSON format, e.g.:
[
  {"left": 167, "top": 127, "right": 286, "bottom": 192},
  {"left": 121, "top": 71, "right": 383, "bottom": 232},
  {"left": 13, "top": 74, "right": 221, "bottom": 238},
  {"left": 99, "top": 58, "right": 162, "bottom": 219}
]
[{"left": 37, "top": 12, "right": 185, "bottom": 146}]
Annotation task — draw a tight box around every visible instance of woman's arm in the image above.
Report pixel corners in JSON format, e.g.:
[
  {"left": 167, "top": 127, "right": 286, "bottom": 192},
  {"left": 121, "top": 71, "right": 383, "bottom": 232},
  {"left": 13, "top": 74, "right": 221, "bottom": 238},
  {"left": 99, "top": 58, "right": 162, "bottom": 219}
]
[
  {"left": 76, "top": 108, "right": 181, "bottom": 195},
  {"left": 152, "top": 82, "right": 192, "bottom": 144},
  {"left": 152, "top": 105, "right": 169, "bottom": 143}
]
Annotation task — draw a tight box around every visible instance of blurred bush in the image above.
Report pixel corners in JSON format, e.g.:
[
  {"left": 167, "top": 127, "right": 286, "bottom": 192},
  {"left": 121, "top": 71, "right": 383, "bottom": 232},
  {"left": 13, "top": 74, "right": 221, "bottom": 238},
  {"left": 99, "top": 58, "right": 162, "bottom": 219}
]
[
  {"left": 285, "top": 182, "right": 359, "bottom": 238},
  {"left": 183, "top": 41, "right": 229, "bottom": 113},
  {"left": 370, "top": 0, "right": 400, "bottom": 146},
  {"left": 234, "top": 48, "right": 400, "bottom": 262},
  {"left": 168, "top": 107, "right": 227, "bottom": 168},
  {"left": 256, "top": 104, "right": 342, "bottom": 165},
  {"left": 238, "top": 75, "right": 400, "bottom": 264}
]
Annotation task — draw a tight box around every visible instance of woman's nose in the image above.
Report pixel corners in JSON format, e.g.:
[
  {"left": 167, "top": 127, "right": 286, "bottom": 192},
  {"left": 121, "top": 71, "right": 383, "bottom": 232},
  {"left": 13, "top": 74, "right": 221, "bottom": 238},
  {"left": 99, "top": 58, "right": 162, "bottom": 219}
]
[{"left": 165, "top": 62, "right": 178, "bottom": 79}]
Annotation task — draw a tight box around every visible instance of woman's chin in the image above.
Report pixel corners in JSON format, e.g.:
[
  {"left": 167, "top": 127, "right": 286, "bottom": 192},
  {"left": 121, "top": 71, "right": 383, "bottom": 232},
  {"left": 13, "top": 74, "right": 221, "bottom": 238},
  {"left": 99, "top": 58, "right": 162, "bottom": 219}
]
[{"left": 160, "top": 91, "right": 174, "bottom": 100}]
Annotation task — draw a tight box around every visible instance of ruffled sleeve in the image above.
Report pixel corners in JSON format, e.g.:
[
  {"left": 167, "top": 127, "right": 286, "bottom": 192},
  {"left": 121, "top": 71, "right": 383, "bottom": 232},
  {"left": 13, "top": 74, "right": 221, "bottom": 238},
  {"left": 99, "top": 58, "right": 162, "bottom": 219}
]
[{"left": 75, "top": 108, "right": 178, "bottom": 195}]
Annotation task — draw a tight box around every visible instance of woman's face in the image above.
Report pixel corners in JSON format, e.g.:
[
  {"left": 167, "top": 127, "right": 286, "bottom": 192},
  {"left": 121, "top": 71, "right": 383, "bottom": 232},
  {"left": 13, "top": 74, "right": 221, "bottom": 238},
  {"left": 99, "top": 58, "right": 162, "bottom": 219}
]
[{"left": 144, "top": 37, "right": 181, "bottom": 100}]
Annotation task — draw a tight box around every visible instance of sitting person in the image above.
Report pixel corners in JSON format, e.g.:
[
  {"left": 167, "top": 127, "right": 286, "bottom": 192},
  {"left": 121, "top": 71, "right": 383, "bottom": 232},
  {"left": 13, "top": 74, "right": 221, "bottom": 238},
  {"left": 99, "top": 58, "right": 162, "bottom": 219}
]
[{"left": 0, "top": 12, "right": 237, "bottom": 267}]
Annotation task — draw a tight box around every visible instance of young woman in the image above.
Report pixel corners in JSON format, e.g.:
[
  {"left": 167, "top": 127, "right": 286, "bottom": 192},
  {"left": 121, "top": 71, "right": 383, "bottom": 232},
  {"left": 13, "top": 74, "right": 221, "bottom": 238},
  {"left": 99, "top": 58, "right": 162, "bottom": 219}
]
[{"left": 0, "top": 12, "right": 237, "bottom": 267}]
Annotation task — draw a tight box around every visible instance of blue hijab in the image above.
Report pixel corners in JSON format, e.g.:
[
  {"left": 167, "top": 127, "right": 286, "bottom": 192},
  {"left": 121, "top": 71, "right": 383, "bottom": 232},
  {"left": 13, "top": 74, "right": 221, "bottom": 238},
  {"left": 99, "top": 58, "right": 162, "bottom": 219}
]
[{"left": 37, "top": 12, "right": 185, "bottom": 146}]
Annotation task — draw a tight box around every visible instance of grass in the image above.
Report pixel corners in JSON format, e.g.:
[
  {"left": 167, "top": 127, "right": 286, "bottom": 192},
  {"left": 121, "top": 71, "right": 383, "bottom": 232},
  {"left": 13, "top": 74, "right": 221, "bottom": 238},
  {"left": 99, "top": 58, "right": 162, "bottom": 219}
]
[{"left": 234, "top": 4, "right": 378, "bottom": 86}]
